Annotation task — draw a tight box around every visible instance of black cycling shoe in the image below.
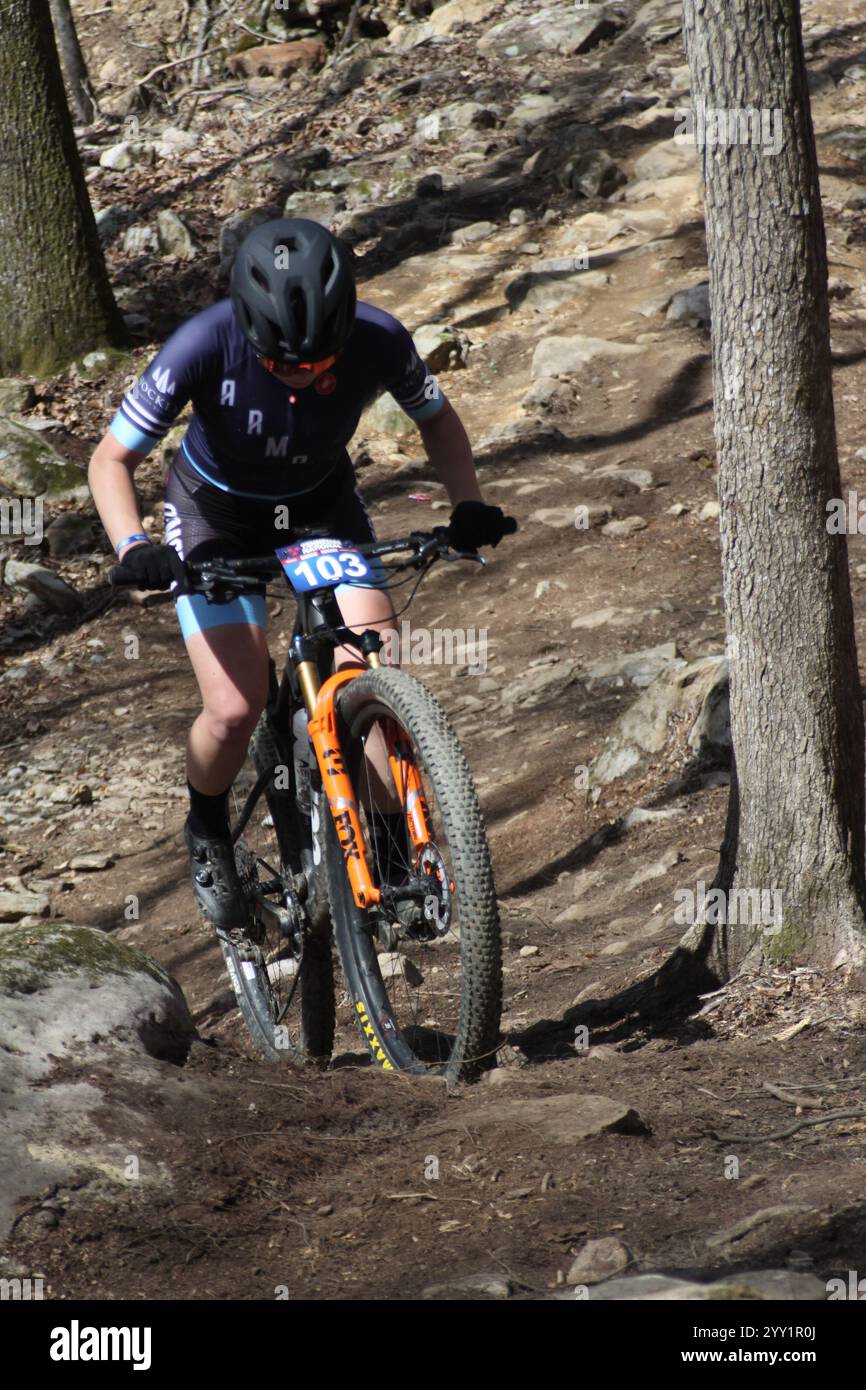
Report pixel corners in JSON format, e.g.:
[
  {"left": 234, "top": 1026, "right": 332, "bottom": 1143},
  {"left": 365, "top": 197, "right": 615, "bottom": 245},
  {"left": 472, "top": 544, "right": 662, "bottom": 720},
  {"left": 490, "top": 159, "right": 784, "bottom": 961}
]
[{"left": 184, "top": 820, "right": 249, "bottom": 929}]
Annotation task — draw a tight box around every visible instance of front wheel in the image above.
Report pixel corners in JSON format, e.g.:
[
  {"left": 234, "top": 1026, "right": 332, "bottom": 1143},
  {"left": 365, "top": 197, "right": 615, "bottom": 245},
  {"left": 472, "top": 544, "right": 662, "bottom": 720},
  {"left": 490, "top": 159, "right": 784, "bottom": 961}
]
[{"left": 324, "top": 667, "right": 501, "bottom": 1081}]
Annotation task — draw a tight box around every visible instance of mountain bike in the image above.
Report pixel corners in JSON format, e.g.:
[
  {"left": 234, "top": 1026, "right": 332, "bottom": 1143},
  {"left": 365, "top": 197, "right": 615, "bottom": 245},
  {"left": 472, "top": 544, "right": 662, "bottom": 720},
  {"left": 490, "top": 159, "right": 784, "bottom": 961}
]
[{"left": 115, "top": 529, "right": 502, "bottom": 1081}]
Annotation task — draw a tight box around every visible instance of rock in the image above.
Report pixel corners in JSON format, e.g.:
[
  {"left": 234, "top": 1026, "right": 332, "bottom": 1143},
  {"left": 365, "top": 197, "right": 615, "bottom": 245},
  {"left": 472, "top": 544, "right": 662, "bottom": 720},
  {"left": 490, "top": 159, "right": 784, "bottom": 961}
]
[
  {"left": 571, "top": 606, "right": 638, "bottom": 629},
  {"left": 531, "top": 506, "right": 584, "bottom": 529},
  {"left": 627, "top": 848, "right": 682, "bottom": 890},
  {"left": 282, "top": 190, "right": 342, "bottom": 224},
  {"left": 594, "top": 464, "right": 654, "bottom": 490},
  {"left": 507, "top": 262, "right": 610, "bottom": 313},
  {"left": 156, "top": 210, "right": 196, "bottom": 259},
  {"left": 421, "top": 101, "right": 499, "bottom": 135},
  {"left": 98, "top": 141, "right": 156, "bottom": 171},
  {"left": 590, "top": 654, "right": 729, "bottom": 788},
  {"left": 699, "top": 500, "right": 720, "bottom": 520},
  {"left": 478, "top": 6, "right": 624, "bottom": 59},
  {"left": 667, "top": 282, "right": 711, "bottom": 327},
  {"left": 601, "top": 516, "right": 648, "bottom": 538},
  {"left": 389, "top": 0, "right": 501, "bottom": 46},
  {"left": 93, "top": 206, "right": 131, "bottom": 246},
  {"left": 566, "top": 1237, "right": 631, "bottom": 1286},
  {"left": 564, "top": 150, "right": 627, "bottom": 198},
  {"left": 155, "top": 125, "right": 198, "bottom": 158},
  {"left": 629, "top": 0, "right": 683, "bottom": 44},
  {"left": 576, "top": 1269, "right": 823, "bottom": 1300},
  {"left": 452, "top": 220, "right": 497, "bottom": 245},
  {"left": 474, "top": 1092, "right": 645, "bottom": 1143},
  {"left": 3, "top": 560, "right": 81, "bottom": 614},
  {"left": 519, "top": 944, "right": 539, "bottom": 958},
  {"left": 0, "top": 889, "right": 51, "bottom": 922},
  {"left": 412, "top": 323, "right": 470, "bottom": 371},
  {"left": 122, "top": 224, "right": 159, "bottom": 256},
  {"left": 0, "top": 922, "right": 196, "bottom": 1238},
  {"left": 0, "top": 379, "right": 36, "bottom": 415},
  {"left": 499, "top": 657, "right": 577, "bottom": 709},
  {"left": 423, "top": 1272, "right": 512, "bottom": 1299},
  {"left": 218, "top": 207, "right": 281, "bottom": 276},
  {"left": 67, "top": 855, "right": 114, "bottom": 872},
  {"left": 585, "top": 641, "right": 682, "bottom": 692},
  {"left": 44, "top": 513, "right": 95, "bottom": 558},
  {"left": 632, "top": 137, "right": 698, "bottom": 182},
  {"left": 225, "top": 40, "right": 325, "bottom": 78},
  {"left": 532, "top": 335, "right": 643, "bottom": 377}
]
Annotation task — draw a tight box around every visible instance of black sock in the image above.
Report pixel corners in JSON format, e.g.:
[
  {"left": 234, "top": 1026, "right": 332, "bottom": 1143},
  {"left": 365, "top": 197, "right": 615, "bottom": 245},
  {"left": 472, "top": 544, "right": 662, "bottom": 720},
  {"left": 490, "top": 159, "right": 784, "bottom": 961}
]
[{"left": 187, "top": 782, "right": 231, "bottom": 839}]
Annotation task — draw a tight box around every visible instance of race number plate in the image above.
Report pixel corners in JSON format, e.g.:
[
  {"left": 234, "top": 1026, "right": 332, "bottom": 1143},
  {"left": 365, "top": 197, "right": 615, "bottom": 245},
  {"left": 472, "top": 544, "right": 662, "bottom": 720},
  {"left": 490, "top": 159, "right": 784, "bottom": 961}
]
[{"left": 276, "top": 537, "right": 372, "bottom": 593}]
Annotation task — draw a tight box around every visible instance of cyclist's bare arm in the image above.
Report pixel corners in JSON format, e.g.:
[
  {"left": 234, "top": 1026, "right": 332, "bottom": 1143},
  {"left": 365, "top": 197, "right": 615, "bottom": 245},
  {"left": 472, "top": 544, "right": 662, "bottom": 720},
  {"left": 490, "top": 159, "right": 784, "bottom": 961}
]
[
  {"left": 417, "top": 396, "right": 483, "bottom": 505},
  {"left": 88, "top": 430, "right": 150, "bottom": 558}
]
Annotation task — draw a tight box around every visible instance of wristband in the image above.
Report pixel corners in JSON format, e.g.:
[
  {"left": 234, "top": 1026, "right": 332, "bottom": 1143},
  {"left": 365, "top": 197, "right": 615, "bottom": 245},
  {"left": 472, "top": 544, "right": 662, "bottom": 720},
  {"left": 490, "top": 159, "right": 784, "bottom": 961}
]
[{"left": 116, "top": 533, "right": 151, "bottom": 556}]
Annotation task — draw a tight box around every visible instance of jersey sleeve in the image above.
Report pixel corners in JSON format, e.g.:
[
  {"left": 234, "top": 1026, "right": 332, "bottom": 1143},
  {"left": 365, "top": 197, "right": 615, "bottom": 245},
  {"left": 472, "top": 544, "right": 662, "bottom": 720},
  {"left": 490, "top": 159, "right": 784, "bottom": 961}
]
[
  {"left": 108, "top": 313, "right": 211, "bottom": 454},
  {"left": 378, "top": 318, "right": 446, "bottom": 424}
]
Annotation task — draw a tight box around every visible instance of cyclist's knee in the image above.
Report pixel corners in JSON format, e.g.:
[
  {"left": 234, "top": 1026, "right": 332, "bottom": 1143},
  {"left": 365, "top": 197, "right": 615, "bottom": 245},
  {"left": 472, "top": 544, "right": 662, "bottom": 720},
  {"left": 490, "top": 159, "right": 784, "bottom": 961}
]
[{"left": 200, "top": 689, "right": 265, "bottom": 746}]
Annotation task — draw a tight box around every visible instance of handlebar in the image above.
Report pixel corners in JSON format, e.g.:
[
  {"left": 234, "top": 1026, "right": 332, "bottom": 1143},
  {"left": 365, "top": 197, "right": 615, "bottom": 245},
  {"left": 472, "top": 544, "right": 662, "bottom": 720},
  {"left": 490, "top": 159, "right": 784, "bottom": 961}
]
[{"left": 108, "top": 528, "right": 480, "bottom": 595}]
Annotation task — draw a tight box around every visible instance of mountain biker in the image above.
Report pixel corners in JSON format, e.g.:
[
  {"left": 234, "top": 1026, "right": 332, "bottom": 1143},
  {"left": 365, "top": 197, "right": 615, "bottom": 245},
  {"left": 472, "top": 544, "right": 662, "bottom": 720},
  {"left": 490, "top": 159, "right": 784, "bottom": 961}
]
[{"left": 88, "top": 217, "right": 516, "bottom": 929}]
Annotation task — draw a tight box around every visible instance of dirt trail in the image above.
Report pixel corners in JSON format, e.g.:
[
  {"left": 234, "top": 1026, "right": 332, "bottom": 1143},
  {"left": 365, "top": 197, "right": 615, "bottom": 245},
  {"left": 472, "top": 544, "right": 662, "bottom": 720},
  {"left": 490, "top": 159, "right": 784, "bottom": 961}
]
[{"left": 3, "top": 0, "right": 866, "bottom": 1299}]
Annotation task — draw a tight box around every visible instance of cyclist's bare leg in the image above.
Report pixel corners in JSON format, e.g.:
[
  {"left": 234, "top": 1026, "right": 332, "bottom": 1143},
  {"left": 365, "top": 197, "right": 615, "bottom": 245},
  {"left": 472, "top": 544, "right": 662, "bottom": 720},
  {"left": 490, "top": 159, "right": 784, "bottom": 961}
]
[
  {"left": 334, "top": 583, "right": 400, "bottom": 810},
  {"left": 185, "top": 623, "right": 270, "bottom": 795}
]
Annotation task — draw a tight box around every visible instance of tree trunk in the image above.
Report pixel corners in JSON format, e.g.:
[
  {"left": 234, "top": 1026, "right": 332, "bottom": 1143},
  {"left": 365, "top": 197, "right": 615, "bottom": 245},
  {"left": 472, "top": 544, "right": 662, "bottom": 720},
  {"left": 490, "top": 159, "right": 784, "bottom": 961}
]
[
  {"left": 49, "top": 0, "right": 96, "bottom": 126},
  {"left": 0, "top": 0, "right": 124, "bottom": 376},
  {"left": 682, "top": 0, "right": 866, "bottom": 975}
]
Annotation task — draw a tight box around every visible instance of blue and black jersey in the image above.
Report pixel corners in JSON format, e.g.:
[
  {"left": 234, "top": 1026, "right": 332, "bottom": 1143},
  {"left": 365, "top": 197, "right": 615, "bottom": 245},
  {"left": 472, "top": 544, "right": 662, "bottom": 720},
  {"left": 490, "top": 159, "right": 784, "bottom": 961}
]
[{"left": 110, "top": 299, "right": 445, "bottom": 500}]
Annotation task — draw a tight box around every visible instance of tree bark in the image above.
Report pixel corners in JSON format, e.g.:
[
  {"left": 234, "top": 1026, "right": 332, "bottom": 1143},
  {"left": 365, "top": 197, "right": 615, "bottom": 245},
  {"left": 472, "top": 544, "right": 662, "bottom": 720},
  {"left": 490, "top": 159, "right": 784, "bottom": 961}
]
[
  {"left": 681, "top": 0, "right": 866, "bottom": 974},
  {"left": 49, "top": 0, "right": 95, "bottom": 126},
  {"left": 0, "top": 0, "right": 124, "bottom": 375}
]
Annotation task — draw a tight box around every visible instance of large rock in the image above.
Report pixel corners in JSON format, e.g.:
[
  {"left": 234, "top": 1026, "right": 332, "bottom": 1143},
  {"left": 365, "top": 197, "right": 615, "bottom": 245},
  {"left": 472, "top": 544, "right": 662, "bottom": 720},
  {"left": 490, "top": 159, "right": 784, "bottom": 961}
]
[
  {"left": 584, "top": 641, "right": 681, "bottom": 691},
  {"left": 590, "top": 654, "right": 730, "bottom": 789},
  {"left": 478, "top": 5, "right": 623, "bottom": 58},
  {"left": 532, "top": 335, "right": 644, "bottom": 377},
  {"left": 0, "top": 418, "right": 89, "bottom": 502},
  {"left": 632, "top": 137, "right": 698, "bottom": 182},
  {"left": 507, "top": 260, "right": 610, "bottom": 312},
  {"left": 0, "top": 923, "right": 196, "bottom": 1237},
  {"left": 472, "top": 1093, "right": 645, "bottom": 1142}
]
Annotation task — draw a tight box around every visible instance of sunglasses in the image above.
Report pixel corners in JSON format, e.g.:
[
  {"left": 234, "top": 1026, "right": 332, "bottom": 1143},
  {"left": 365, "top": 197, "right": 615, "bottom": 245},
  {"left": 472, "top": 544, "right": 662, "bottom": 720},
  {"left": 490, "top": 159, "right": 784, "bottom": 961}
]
[{"left": 259, "top": 354, "right": 337, "bottom": 375}]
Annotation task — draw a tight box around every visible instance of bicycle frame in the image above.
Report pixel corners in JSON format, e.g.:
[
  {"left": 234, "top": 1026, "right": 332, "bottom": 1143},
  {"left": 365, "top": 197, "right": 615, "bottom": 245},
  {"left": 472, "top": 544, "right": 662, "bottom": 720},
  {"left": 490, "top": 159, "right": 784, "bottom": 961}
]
[{"left": 260, "top": 581, "right": 436, "bottom": 912}]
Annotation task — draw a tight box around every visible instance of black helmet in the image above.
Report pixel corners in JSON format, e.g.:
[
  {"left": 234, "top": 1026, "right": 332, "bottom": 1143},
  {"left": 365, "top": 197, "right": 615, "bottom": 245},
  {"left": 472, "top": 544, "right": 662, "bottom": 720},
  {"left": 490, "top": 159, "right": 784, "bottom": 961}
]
[{"left": 230, "top": 217, "right": 356, "bottom": 362}]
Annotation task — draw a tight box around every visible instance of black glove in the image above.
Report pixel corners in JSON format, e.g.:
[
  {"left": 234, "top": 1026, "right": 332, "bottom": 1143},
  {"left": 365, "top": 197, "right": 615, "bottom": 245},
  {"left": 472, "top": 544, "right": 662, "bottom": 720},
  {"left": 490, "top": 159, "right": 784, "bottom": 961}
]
[
  {"left": 446, "top": 500, "right": 518, "bottom": 552},
  {"left": 116, "top": 542, "right": 185, "bottom": 591}
]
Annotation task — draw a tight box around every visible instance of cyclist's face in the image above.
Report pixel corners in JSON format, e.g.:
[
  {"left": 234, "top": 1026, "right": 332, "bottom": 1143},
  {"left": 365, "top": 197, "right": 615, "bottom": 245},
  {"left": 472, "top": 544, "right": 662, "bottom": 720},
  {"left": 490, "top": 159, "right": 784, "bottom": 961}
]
[{"left": 258, "top": 355, "right": 336, "bottom": 388}]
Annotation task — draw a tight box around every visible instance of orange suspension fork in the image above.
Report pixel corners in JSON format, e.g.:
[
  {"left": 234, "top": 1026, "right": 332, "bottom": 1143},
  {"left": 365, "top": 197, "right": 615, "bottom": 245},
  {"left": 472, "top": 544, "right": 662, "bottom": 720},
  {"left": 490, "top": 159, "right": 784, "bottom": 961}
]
[
  {"left": 307, "top": 676, "right": 435, "bottom": 910},
  {"left": 386, "top": 719, "right": 433, "bottom": 851}
]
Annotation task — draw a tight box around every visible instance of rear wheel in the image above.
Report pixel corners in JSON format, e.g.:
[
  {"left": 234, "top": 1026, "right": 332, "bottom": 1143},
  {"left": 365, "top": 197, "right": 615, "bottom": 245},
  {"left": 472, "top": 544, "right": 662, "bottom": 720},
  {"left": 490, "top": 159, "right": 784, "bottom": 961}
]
[
  {"left": 324, "top": 668, "right": 501, "bottom": 1081},
  {"left": 225, "top": 714, "right": 335, "bottom": 1064}
]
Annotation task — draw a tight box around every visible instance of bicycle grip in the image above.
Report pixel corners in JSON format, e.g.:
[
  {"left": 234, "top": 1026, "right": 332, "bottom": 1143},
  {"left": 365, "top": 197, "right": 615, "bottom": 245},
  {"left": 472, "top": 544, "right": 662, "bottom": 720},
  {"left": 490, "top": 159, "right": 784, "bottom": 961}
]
[{"left": 109, "top": 564, "right": 138, "bottom": 586}]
